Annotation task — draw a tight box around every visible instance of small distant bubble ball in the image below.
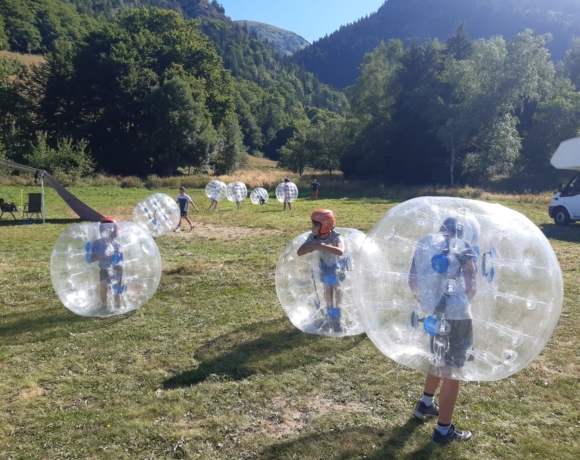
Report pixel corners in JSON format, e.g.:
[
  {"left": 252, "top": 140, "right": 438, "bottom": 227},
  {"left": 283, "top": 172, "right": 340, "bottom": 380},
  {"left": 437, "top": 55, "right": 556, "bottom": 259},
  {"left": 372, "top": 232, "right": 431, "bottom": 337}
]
[
  {"left": 226, "top": 181, "right": 247, "bottom": 203},
  {"left": 133, "top": 193, "right": 180, "bottom": 238},
  {"left": 250, "top": 187, "right": 269, "bottom": 205},
  {"left": 276, "top": 182, "right": 298, "bottom": 203},
  {"left": 354, "top": 197, "right": 563, "bottom": 381},
  {"left": 51, "top": 222, "right": 162, "bottom": 318},
  {"left": 276, "top": 228, "right": 366, "bottom": 337},
  {"left": 205, "top": 180, "right": 227, "bottom": 202}
]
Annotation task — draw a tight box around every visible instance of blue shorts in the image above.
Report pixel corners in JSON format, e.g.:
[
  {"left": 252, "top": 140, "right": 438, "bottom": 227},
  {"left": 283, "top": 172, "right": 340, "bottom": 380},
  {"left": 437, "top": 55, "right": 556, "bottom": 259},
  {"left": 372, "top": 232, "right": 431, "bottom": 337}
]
[{"left": 319, "top": 259, "right": 346, "bottom": 286}]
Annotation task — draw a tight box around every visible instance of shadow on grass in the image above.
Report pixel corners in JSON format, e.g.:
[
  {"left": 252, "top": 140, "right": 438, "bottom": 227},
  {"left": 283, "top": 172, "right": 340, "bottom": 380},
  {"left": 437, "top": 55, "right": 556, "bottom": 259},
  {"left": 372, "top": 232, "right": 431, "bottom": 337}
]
[
  {"left": 540, "top": 223, "right": 580, "bottom": 243},
  {"left": 0, "top": 308, "right": 136, "bottom": 345},
  {"left": 164, "top": 317, "right": 367, "bottom": 387},
  {"left": 257, "top": 419, "right": 439, "bottom": 460}
]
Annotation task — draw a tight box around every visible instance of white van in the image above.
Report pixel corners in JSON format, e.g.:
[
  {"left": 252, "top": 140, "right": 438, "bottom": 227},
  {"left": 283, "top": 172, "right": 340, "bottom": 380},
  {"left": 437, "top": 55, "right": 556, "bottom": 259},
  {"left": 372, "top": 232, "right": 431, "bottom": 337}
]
[{"left": 549, "top": 137, "right": 580, "bottom": 225}]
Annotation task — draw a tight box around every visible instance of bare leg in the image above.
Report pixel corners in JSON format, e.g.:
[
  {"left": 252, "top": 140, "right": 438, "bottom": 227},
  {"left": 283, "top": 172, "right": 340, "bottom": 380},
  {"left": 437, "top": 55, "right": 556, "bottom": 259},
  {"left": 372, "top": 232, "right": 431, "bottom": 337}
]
[
  {"left": 334, "top": 285, "right": 343, "bottom": 308},
  {"left": 438, "top": 378, "right": 460, "bottom": 425},
  {"left": 424, "top": 373, "right": 441, "bottom": 395},
  {"left": 288, "top": 202, "right": 292, "bottom": 210},
  {"left": 100, "top": 280, "right": 108, "bottom": 305}
]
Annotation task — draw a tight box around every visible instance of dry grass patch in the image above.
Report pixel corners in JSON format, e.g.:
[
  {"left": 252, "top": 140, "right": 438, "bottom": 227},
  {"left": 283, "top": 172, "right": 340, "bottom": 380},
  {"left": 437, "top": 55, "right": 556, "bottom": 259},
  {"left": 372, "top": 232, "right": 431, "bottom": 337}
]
[
  {"left": 167, "top": 223, "right": 282, "bottom": 241},
  {"left": 0, "top": 50, "right": 45, "bottom": 67}
]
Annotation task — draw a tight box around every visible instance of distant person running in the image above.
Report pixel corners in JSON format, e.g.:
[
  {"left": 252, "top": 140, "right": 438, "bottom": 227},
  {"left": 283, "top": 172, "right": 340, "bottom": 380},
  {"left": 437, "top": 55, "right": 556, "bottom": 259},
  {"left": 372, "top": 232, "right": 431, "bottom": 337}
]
[
  {"left": 175, "top": 187, "right": 199, "bottom": 232},
  {"left": 311, "top": 177, "right": 320, "bottom": 200}
]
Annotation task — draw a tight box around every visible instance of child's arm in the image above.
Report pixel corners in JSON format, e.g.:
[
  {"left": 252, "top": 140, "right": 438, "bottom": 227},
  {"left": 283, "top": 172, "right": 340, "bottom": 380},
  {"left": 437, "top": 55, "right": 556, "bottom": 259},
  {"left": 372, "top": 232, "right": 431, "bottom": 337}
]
[
  {"left": 297, "top": 241, "right": 313, "bottom": 256},
  {"left": 462, "top": 259, "right": 477, "bottom": 300},
  {"left": 304, "top": 239, "right": 344, "bottom": 257}
]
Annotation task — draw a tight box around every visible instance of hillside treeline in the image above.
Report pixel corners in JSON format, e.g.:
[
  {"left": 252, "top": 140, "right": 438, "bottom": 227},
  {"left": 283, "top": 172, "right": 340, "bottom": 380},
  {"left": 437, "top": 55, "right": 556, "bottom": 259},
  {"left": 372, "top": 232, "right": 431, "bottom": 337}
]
[
  {"left": 0, "top": 4, "right": 346, "bottom": 177},
  {"left": 292, "top": 0, "right": 580, "bottom": 89},
  {"left": 280, "top": 26, "right": 580, "bottom": 187}
]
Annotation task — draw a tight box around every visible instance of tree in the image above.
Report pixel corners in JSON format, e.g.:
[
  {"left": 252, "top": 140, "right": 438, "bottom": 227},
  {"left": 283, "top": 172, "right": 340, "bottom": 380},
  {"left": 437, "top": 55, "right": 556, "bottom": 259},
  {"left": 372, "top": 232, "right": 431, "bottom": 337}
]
[
  {"left": 277, "top": 130, "right": 310, "bottom": 175},
  {"left": 212, "top": 115, "right": 247, "bottom": 175},
  {"left": 142, "top": 78, "right": 217, "bottom": 176},
  {"left": 25, "top": 8, "right": 236, "bottom": 175},
  {"left": 308, "top": 118, "right": 345, "bottom": 178},
  {"left": 25, "top": 131, "right": 95, "bottom": 180}
]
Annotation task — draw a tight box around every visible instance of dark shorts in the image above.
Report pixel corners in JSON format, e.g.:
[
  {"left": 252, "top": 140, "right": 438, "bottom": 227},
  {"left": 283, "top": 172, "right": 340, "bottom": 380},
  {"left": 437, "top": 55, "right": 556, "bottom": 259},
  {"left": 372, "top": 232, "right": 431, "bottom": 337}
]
[
  {"left": 180, "top": 210, "right": 188, "bottom": 217},
  {"left": 100, "top": 266, "right": 123, "bottom": 284},
  {"left": 430, "top": 319, "right": 473, "bottom": 368},
  {"left": 319, "top": 259, "right": 346, "bottom": 286}
]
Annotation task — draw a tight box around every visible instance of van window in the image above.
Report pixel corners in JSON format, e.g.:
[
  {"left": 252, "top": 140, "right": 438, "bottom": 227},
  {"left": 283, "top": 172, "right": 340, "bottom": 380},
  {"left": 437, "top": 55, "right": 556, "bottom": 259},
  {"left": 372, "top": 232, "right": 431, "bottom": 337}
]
[{"left": 563, "top": 173, "right": 580, "bottom": 196}]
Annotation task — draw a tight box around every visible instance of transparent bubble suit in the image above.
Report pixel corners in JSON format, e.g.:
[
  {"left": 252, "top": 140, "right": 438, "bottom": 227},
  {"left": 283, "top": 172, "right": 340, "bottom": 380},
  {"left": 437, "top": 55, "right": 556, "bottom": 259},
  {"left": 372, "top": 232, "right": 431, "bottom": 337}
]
[
  {"left": 276, "top": 228, "right": 367, "bottom": 337},
  {"left": 133, "top": 193, "right": 180, "bottom": 237},
  {"left": 353, "top": 197, "right": 563, "bottom": 381},
  {"left": 250, "top": 187, "right": 269, "bottom": 205},
  {"left": 276, "top": 182, "right": 298, "bottom": 203},
  {"left": 205, "top": 180, "right": 227, "bottom": 202},
  {"left": 51, "top": 222, "right": 162, "bottom": 318},
  {"left": 226, "top": 181, "right": 247, "bottom": 203}
]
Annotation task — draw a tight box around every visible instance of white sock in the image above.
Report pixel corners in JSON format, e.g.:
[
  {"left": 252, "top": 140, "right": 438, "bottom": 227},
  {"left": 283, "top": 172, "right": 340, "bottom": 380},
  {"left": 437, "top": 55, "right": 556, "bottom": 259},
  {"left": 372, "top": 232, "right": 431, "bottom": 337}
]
[
  {"left": 436, "top": 423, "right": 451, "bottom": 436},
  {"left": 420, "top": 393, "right": 434, "bottom": 407}
]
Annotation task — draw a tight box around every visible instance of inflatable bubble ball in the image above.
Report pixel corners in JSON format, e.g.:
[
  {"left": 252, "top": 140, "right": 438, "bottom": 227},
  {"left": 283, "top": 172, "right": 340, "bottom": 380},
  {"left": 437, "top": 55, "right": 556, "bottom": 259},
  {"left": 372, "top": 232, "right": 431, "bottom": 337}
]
[
  {"left": 276, "top": 228, "right": 367, "bottom": 337},
  {"left": 250, "top": 187, "right": 269, "bottom": 205},
  {"left": 205, "top": 180, "right": 227, "bottom": 202},
  {"left": 354, "top": 196, "right": 563, "bottom": 381},
  {"left": 51, "top": 221, "right": 162, "bottom": 318},
  {"left": 133, "top": 193, "right": 180, "bottom": 237},
  {"left": 276, "top": 181, "right": 298, "bottom": 203},
  {"left": 226, "top": 181, "right": 247, "bottom": 203}
]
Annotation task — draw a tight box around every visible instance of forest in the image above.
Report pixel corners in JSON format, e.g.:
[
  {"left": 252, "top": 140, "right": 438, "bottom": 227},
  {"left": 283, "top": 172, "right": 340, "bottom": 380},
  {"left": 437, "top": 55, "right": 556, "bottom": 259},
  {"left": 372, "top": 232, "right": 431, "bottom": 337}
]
[{"left": 1, "top": 0, "right": 580, "bottom": 188}]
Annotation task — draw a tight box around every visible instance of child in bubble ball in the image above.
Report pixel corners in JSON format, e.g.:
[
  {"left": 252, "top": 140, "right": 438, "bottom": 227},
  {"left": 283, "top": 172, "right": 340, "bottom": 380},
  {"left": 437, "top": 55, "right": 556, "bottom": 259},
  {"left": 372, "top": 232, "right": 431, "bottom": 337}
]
[
  {"left": 297, "top": 209, "right": 345, "bottom": 333},
  {"left": 408, "top": 217, "right": 477, "bottom": 445},
  {"left": 87, "top": 217, "right": 124, "bottom": 314}
]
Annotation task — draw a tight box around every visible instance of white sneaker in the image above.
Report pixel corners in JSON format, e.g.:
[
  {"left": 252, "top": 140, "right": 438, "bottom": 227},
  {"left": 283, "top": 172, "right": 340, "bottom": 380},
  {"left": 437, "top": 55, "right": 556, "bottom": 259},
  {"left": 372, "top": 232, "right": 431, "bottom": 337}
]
[
  {"left": 190, "top": 224, "right": 195, "bottom": 230},
  {"left": 174, "top": 228, "right": 181, "bottom": 232}
]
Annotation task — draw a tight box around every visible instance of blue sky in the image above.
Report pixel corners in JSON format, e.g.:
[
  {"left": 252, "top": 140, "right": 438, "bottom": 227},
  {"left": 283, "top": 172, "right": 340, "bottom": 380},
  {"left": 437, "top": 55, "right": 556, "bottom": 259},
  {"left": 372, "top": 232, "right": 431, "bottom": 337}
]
[{"left": 217, "top": 0, "right": 386, "bottom": 43}]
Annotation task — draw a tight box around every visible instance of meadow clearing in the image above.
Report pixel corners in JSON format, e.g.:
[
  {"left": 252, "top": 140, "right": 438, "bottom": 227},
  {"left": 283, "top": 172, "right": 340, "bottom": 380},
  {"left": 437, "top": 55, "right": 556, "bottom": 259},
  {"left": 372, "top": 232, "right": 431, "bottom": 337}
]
[{"left": 0, "top": 164, "right": 579, "bottom": 459}]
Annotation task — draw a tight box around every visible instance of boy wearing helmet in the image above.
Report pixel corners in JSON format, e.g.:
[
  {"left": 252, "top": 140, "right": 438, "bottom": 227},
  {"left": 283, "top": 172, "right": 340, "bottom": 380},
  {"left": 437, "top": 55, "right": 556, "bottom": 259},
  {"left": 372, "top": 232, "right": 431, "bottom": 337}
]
[
  {"left": 408, "top": 216, "right": 477, "bottom": 445},
  {"left": 297, "top": 209, "right": 345, "bottom": 333},
  {"left": 87, "top": 217, "right": 124, "bottom": 314}
]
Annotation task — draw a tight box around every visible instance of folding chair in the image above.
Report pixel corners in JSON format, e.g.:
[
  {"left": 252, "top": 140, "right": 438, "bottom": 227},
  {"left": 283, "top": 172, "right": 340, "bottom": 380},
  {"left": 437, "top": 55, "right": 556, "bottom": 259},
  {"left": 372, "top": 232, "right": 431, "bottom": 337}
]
[{"left": 22, "top": 193, "right": 43, "bottom": 220}]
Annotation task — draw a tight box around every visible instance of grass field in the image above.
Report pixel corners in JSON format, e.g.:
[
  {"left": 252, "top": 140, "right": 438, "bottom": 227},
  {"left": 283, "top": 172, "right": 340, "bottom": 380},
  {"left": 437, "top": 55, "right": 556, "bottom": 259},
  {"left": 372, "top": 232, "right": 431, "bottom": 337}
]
[{"left": 0, "top": 180, "right": 579, "bottom": 459}]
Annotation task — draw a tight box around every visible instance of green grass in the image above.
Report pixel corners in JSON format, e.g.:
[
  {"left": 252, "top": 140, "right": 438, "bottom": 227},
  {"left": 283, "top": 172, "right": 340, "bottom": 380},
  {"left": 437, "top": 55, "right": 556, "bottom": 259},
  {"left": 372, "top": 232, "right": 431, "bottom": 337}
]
[{"left": 1, "top": 185, "right": 579, "bottom": 459}]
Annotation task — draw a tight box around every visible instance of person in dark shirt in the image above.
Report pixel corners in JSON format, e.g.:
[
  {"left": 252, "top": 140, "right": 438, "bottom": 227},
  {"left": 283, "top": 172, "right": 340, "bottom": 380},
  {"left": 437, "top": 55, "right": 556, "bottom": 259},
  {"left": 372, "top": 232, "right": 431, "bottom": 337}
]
[{"left": 311, "top": 177, "right": 320, "bottom": 200}]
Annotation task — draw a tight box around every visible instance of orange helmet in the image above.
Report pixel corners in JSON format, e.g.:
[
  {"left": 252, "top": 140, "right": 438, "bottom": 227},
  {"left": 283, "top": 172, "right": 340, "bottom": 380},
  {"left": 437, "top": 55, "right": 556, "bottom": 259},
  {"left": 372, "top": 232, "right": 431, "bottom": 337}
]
[
  {"left": 100, "top": 217, "right": 120, "bottom": 238},
  {"left": 311, "top": 209, "right": 335, "bottom": 234}
]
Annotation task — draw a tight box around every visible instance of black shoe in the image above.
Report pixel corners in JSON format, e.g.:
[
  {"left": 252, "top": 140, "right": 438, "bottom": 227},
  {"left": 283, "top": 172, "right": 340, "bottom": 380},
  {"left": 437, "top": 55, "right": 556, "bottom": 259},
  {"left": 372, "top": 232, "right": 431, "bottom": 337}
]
[
  {"left": 413, "top": 400, "right": 439, "bottom": 421},
  {"left": 431, "top": 424, "right": 472, "bottom": 445}
]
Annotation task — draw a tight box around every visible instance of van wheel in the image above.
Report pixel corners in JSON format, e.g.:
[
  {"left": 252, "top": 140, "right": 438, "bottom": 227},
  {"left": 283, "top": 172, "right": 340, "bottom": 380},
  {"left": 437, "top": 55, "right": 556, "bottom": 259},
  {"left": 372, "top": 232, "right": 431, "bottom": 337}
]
[{"left": 554, "top": 207, "right": 571, "bottom": 226}]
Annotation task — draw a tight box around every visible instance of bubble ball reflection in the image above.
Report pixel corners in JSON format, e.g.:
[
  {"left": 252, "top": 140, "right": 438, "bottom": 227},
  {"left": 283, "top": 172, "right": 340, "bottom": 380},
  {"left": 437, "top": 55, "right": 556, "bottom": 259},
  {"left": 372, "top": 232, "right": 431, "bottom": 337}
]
[
  {"left": 205, "top": 180, "right": 227, "bottom": 202},
  {"left": 226, "top": 181, "right": 247, "bottom": 203},
  {"left": 354, "top": 197, "right": 563, "bottom": 381},
  {"left": 133, "top": 193, "right": 180, "bottom": 237},
  {"left": 276, "top": 182, "right": 298, "bottom": 203},
  {"left": 51, "top": 222, "right": 162, "bottom": 318},
  {"left": 276, "top": 228, "right": 366, "bottom": 337},
  {"left": 250, "top": 187, "right": 269, "bottom": 205}
]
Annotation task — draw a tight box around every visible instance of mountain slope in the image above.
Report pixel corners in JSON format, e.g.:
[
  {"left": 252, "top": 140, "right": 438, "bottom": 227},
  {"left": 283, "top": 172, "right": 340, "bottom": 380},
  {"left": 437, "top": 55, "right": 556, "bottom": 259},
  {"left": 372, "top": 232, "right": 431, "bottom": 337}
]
[
  {"left": 291, "top": 0, "right": 580, "bottom": 88},
  {"left": 234, "top": 20, "right": 309, "bottom": 56}
]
